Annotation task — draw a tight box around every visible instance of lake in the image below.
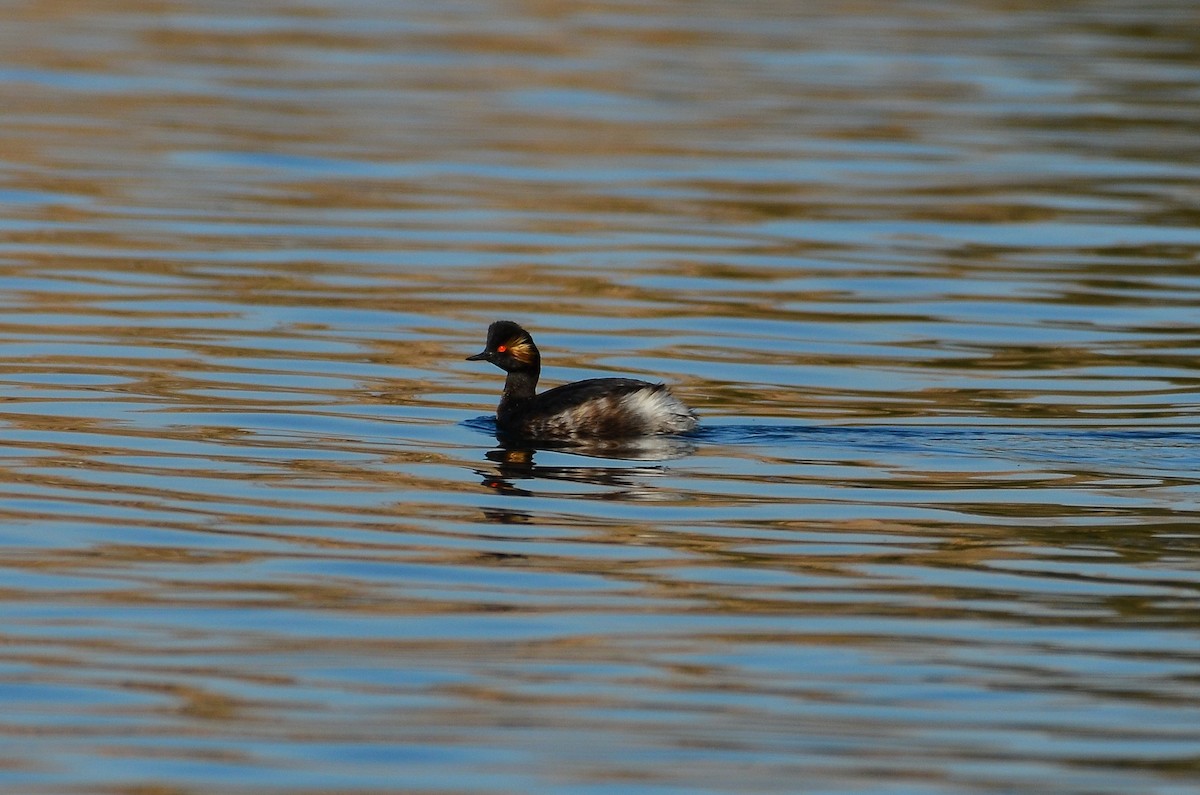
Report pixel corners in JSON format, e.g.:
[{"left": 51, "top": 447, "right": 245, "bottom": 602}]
[{"left": 1, "top": 1, "right": 1198, "bottom": 793}]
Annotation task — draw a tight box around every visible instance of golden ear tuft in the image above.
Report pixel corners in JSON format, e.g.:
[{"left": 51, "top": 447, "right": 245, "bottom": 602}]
[{"left": 505, "top": 337, "right": 535, "bottom": 363}]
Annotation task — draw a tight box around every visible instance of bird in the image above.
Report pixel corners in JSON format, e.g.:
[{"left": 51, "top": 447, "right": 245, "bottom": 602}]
[{"left": 467, "top": 320, "right": 697, "bottom": 441}]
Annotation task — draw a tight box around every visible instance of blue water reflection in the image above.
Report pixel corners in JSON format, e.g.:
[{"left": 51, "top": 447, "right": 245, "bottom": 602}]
[{"left": 2, "top": 0, "right": 1200, "bottom": 793}]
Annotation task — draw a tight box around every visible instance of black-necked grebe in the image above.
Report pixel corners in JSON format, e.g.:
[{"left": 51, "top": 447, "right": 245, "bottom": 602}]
[{"left": 467, "top": 320, "right": 697, "bottom": 440}]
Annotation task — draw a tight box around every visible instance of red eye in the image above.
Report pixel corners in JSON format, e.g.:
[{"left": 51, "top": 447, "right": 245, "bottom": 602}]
[{"left": 496, "top": 344, "right": 508, "bottom": 353}]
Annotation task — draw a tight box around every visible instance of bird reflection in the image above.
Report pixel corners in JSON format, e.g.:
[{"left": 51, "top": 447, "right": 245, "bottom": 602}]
[{"left": 474, "top": 435, "right": 696, "bottom": 498}]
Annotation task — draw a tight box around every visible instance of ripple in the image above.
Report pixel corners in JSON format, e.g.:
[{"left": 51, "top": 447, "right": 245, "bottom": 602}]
[{"left": 1, "top": 1, "right": 1199, "bottom": 793}]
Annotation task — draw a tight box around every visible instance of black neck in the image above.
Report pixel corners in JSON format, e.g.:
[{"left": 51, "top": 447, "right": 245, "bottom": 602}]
[{"left": 500, "top": 368, "right": 539, "bottom": 411}]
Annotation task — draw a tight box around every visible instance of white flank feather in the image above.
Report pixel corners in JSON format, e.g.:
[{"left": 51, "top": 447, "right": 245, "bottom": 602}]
[{"left": 619, "top": 386, "right": 698, "bottom": 434}]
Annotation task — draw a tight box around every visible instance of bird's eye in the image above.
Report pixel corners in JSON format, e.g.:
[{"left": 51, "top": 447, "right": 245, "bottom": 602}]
[{"left": 496, "top": 344, "right": 508, "bottom": 353}]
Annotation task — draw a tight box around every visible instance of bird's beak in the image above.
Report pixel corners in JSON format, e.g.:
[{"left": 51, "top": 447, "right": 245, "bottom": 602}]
[{"left": 466, "top": 350, "right": 490, "bottom": 361}]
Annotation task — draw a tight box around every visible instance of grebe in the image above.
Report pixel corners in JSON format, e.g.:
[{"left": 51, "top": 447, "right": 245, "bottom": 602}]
[{"left": 467, "top": 320, "right": 697, "bottom": 440}]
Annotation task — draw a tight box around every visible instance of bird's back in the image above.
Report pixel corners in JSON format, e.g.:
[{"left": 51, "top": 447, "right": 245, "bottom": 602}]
[{"left": 501, "top": 378, "right": 697, "bottom": 440}]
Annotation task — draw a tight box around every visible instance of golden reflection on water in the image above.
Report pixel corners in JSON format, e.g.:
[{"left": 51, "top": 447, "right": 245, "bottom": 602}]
[{"left": 1, "top": 0, "right": 1200, "bottom": 793}]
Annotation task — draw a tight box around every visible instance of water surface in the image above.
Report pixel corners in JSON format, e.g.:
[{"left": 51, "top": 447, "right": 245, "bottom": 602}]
[{"left": 1, "top": 1, "right": 1199, "bottom": 793}]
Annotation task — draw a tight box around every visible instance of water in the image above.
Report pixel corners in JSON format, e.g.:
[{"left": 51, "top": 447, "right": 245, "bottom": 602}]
[{"left": 2, "top": 1, "right": 1199, "bottom": 793}]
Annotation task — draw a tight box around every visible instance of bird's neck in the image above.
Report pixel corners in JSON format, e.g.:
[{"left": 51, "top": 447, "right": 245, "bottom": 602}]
[{"left": 499, "top": 368, "right": 539, "bottom": 415}]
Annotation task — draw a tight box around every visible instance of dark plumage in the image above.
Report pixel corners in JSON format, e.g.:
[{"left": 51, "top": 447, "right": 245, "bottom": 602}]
[{"left": 467, "top": 321, "right": 697, "bottom": 441}]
